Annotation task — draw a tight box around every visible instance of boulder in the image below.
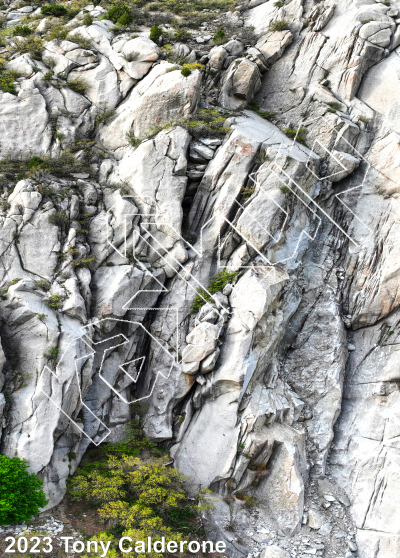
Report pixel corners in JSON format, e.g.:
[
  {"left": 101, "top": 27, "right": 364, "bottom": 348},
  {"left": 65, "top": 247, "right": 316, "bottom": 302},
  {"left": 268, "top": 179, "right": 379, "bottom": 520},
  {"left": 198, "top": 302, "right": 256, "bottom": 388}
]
[
  {"left": 219, "top": 58, "right": 261, "bottom": 109},
  {"left": 0, "top": 83, "right": 52, "bottom": 158},
  {"left": 99, "top": 63, "right": 201, "bottom": 150}
]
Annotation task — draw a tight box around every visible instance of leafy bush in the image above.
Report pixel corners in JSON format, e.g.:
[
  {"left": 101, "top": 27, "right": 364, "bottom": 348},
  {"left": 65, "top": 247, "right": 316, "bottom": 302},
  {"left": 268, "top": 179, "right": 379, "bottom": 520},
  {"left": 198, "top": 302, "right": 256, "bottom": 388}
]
[
  {"left": 44, "top": 345, "right": 59, "bottom": 365},
  {"left": 274, "top": 1, "right": 284, "bottom": 6},
  {"left": 12, "top": 25, "right": 32, "bottom": 37},
  {"left": 48, "top": 211, "right": 68, "bottom": 226},
  {"left": 269, "top": 19, "right": 289, "bottom": 31},
  {"left": 68, "top": 421, "right": 209, "bottom": 553},
  {"left": 0, "top": 455, "right": 48, "bottom": 525},
  {"left": 127, "top": 131, "right": 142, "bottom": 147},
  {"left": 46, "top": 24, "right": 69, "bottom": 41},
  {"left": 181, "top": 62, "right": 204, "bottom": 77},
  {"left": 67, "top": 77, "right": 88, "bottom": 95},
  {"left": 326, "top": 101, "right": 341, "bottom": 113},
  {"left": 174, "top": 27, "right": 191, "bottom": 42},
  {"left": 12, "top": 36, "right": 43, "bottom": 59},
  {"left": 282, "top": 126, "right": 307, "bottom": 145},
  {"left": 117, "top": 11, "right": 133, "bottom": 25},
  {"left": 34, "top": 279, "right": 51, "bottom": 291},
  {"left": 41, "top": 5, "right": 68, "bottom": 17},
  {"left": 95, "top": 107, "right": 116, "bottom": 125},
  {"left": 105, "top": 5, "right": 130, "bottom": 23},
  {"left": 0, "top": 59, "right": 17, "bottom": 95},
  {"left": 28, "top": 156, "right": 45, "bottom": 170},
  {"left": 45, "top": 294, "right": 62, "bottom": 309},
  {"left": 82, "top": 13, "right": 93, "bottom": 26},
  {"left": 191, "top": 269, "right": 238, "bottom": 313},
  {"left": 150, "top": 24, "right": 163, "bottom": 45},
  {"left": 213, "top": 28, "right": 226, "bottom": 44},
  {"left": 69, "top": 33, "right": 92, "bottom": 50}
]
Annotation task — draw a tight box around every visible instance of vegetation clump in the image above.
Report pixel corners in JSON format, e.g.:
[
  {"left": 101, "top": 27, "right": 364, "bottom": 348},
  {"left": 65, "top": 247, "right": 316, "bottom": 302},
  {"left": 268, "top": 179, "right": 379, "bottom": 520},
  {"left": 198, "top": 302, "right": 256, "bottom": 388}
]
[
  {"left": 181, "top": 62, "right": 204, "bottom": 77},
  {"left": 41, "top": 5, "right": 68, "bottom": 17},
  {"left": 0, "top": 455, "right": 48, "bottom": 525},
  {"left": 143, "top": 108, "right": 231, "bottom": 143},
  {"left": 44, "top": 345, "right": 59, "bottom": 366},
  {"left": 269, "top": 19, "right": 289, "bottom": 31},
  {"left": 67, "top": 77, "right": 88, "bottom": 95},
  {"left": 150, "top": 24, "right": 163, "bottom": 44},
  {"left": 12, "top": 36, "right": 43, "bottom": 59},
  {"left": 82, "top": 13, "right": 93, "bottom": 26},
  {"left": 12, "top": 25, "right": 32, "bottom": 37},
  {"left": 282, "top": 126, "right": 307, "bottom": 145},
  {"left": 28, "top": 156, "right": 46, "bottom": 170},
  {"left": 45, "top": 294, "right": 63, "bottom": 309},
  {"left": 49, "top": 211, "right": 68, "bottom": 226},
  {"left": 247, "top": 99, "right": 275, "bottom": 120},
  {"left": 68, "top": 420, "right": 210, "bottom": 555},
  {"left": 191, "top": 269, "right": 238, "bottom": 313},
  {"left": 106, "top": 5, "right": 133, "bottom": 25},
  {"left": 213, "top": 28, "right": 226, "bottom": 44},
  {"left": 0, "top": 59, "right": 17, "bottom": 95}
]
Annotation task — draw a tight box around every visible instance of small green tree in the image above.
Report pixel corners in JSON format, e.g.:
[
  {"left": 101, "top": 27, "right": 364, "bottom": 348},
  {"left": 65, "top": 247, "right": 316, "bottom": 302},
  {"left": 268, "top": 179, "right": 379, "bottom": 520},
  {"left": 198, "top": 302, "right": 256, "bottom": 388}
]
[
  {"left": 41, "top": 5, "right": 68, "bottom": 17},
  {"left": 0, "top": 455, "right": 48, "bottom": 525},
  {"left": 150, "top": 25, "right": 163, "bottom": 45}
]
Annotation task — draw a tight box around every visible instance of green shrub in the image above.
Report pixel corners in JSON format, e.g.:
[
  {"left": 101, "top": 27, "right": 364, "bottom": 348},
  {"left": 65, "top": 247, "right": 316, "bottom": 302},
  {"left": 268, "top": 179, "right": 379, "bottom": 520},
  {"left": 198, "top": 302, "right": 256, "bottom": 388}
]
[
  {"left": 274, "top": 1, "right": 284, "bottom": 6},
  {"left": 282, "top": 126, "right": 307, "bottom": 145},
  {"left": 127, "top": 131, "right": 142, "bottom": 147},
  {"left": 213, "top": 28, "right": 225, "bottom": 44},
  {"left": 174, "top": 27, "right": 191, "bottom": 42},
  {"left": 326, "top": 101, "right": 341, "bottom": 113},
  {"left": 44, "top": 345, "right": 59, "bottom": 365},
  {"left": 67, "top": 77, "right": 88, "bottom": 95},
  {"left": 82, "top": 13, "right": 93, "bottom": 26},
  {"left": 0, "top": 59, "right": 17, "bottom": 95},
  {"left": 117, "top": 11, "right": 133, "bottom": 26},
  {"left": 279, "top": 184, "right": 291, "bottom": 193},
  {"left": 12, "top": 36, "right": 43, "bottom": 59},
  {"left": 95, "top": 107, "right": 116, "bottom": 125},
  {"left": 28, "top": 156, "right": 45, "bottom": 170},
  {"left": 181, "top": 65, "right": 191, "bottom": 77},
  {"left": 68, "top": 421, "right": 209, "bottom": 550},
  {"left": 47, "top": 24, "right": 69, "bottom": 41},
  {"left": 360, "top": 18, "right": 373, "bottom": 24},
  {"left": 45, "top": 294, "right": 62, "bottom": 309},
  {"left": 150, "top": 24, "right": 163, "bottom": 45},
  {"left": 191, "top": 269, "right": 238, "bottom": 313},
  {"left": 48, "top": 211, "right": 68, "bottom": 226},
  {"left": 41, "top": 5, "right": 68, "bottom": 17},
  {"left": 34, "top": 279, "right": 51, "bottom": 291},
  {"left": 247, "top": 99, "right": 275, "bottom": 120},
  {"left": 180, "top": 62, "right": 204, "bottom": 77},
  {"left": 12, "top": 25, "right": 32, "bottom": 37},
  {"left": 67, "top": 8, "right": 80, "bottom": 20},
  {"left": 269, "top": 19, "right": 289, "bottom": 31},
  {"left": 105, "top": 5, "right": 130, "bottom": 23},
  {"left": 69, "top": 33, "right": 92, "bottom": 50},
  {"left": 0, "top": 455, "right": 48, "bottom": 525}
]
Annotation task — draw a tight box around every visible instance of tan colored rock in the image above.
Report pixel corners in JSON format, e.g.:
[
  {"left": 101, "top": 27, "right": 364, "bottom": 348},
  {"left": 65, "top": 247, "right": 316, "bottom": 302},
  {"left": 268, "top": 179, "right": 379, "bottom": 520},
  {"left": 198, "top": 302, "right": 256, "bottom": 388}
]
[
  {"left": 219, "top": 58, "right": 261, "bottom": 109},
  {"left": 256, "top": 30, "right": 293, "bottom": 66}
]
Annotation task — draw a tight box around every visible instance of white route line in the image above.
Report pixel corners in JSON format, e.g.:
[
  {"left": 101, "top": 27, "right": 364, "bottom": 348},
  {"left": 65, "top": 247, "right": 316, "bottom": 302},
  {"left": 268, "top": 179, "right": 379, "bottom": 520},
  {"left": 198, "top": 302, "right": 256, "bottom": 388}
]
[{"left": 41, "top": 111, "right": 395, "bottom": 445}]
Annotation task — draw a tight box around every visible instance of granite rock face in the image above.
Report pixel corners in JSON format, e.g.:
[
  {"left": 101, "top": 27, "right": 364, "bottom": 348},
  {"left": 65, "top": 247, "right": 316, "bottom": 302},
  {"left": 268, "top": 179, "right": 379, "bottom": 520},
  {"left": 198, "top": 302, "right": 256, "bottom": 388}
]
[{"left": 0, "top": 1, "right": 400, "bottom": 557}]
